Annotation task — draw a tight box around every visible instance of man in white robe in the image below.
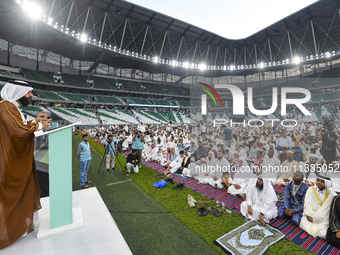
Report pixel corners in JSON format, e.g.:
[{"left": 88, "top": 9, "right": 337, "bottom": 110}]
[
  {"left": 163, "top": 150, "right": 185, "bottom": 175},
  {"left": 300, "top": 154, "right": 326, "bottom": 186},
  {"left": 144, "top": 144, "right": 158, "bottom": 161},
  {"left": 299, "top": 176, "right": 337, "bottom": 239},
  {"left": 228, "top": 158, "right": 255, "bottom": 196},
  {"left": 277, "top": 150, "right": 300, "bottom": 186},
  {"left": 194, "top": 153, "right": 214, "bottom": 184},
  {"left": 208, "top": 150, "right": 230, "bottom": 189},
  {"left": 240, "top": 175, "right": 278, "bottom": 225},
  {"left": 154, "top": 149, "right": 163, "bottom": 163},
  {"left": 261, "top": 149, "right": 281, "bottom": 184}
]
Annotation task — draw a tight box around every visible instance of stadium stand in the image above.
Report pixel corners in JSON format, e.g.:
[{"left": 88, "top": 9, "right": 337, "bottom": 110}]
[
  {"left": 150, "top": 98, "right": 173, "bottom": 106},
  {"left": 126, "top": 97, "right": 151, "bottom": 105},
  {"left": 58, "top": 92, "right": 90, "bottom": 102},
  {"left": 97, "top": 109, "right": 139, "bottom": 125},
  {"left": 34, "top": 90, "right": 66, "bottom": 101},
  {"left": 49, "top": 107, "right": 98, "bottom": 125},
  {"left": 117, "top": 79, "right": 143, "bottom": 92},
  {"left": 140, "top": 82, "right": 166, "bottom": 94},
  {"left": 95, "top": 95, "right": 124, "bottom": 104},
  {"left": 133, "top": 110, "right": 168, "bottom": 124}
]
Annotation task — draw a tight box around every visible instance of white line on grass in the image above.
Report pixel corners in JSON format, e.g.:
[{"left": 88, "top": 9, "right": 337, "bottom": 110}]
[{"left": 107, "top": 179, "right": 132, "bottom": 186}]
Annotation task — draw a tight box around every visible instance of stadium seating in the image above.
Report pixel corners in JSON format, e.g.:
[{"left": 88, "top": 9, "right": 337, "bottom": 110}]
[
  {"left": 58, "top": 93, "right": 90, "bottom": 102},
  {"left": 161, "top": 111, "right": 180, "bottom": 123},
  {"left": 92, "top": 76, "right": 118, "bottom": 90},
  {"left": 95, "top": 95, "right": 123, "bottom": 104},
  {"left": 161, "top": 84, "right": 183, "bottom": 96},
  {"left": 151, "top": 98, "right": 173, "bottom": 106},
  {"left": 133, "top": 110, "right": 168, "bottom": 124},
  {"left": 143, "top": 111, "right": 169, "bottom": 122},
  {"left": 176, "top": 100, "right": 190, "bottom": 107},
  {"left": 19, "top": 105, "right": 43, "bottom": 112},
  {"left": 97, "top": 109, "right": 139, "bottom": 125},
  {"left": 117, "top": 79, "right": 143, "bottom": 92},
  {"left": 22, "top": 68, "right": 55, "bottom": 83},
  {"left": 140, "top": 82, "right": 166, "bottom": 94},
  {"left": 35, "top": 90, "right": 66, "bottom": 101},
  {"left": 49, "top": 107, "right": 98, "bottom": 125},
  {"left": 126, "top": 97, "right": 151, "bottom": 105},
  {"left": 61, "top": 73, "right": 88, "bottom": 87}
]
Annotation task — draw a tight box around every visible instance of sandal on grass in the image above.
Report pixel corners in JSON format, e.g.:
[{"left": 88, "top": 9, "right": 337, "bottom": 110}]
[
  {"left": 156, "top": 175, "right": 163, "bottom": 179},
  {"left": 81, "top": 185, "right": 89, "bottom": 189}
]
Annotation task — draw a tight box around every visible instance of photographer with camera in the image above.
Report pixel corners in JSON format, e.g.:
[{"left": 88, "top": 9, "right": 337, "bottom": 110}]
[
  {"left": 126, "top": 149, "right": 140, "bottom": 176},
  {"left": 132, "top": 130, "right": 144, "bottom": 169},
  {"left": 317, "top": 121, "right": 337, "bottom": 165},
  {"left": 104, "top": 134, "right": 118, "bottom": 173}
]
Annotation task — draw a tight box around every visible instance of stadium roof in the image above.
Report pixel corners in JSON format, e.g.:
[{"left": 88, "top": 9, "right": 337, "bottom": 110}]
[{"left": 1, "top": 0, "right": 340, "bottom": 78}]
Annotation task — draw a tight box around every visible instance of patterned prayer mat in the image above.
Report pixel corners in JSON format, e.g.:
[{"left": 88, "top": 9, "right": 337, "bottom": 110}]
[
  {"left": 127, "top": 155, "right": 340, "bottom": 255},
  {"left": 214, "top": 220, "right": 285, "bottom": 255}
]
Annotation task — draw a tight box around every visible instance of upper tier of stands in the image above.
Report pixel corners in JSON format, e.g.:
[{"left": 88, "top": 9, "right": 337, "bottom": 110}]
[
  {"left": 253, "top": 67, "right": 340, "bottom": 97},
  {"left": 20, "top": 68, "right": 188, "bottom": 95}
]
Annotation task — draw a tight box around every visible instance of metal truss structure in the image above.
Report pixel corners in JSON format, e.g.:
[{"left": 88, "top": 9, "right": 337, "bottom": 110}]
[{"left": 0, "top": 0, "right": 340, "bottom": 78}]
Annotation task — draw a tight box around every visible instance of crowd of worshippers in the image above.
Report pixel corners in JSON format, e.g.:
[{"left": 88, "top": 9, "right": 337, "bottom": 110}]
[{"left": 83, "top": 121, "right": 340, "bottom": 245}]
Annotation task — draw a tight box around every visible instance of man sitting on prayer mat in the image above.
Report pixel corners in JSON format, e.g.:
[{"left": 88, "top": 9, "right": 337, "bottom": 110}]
[
  {"left": 300, "top": 176, "right": 337, "bottom": 239},
  {"left": 240, "top": 175, "right": 278, "bottom": 225},
  {"left": 276, "top": 150, "right": 299, "bottom": 186},
  {"left": 326, "top": 194, "right": 340, "bottom": 248},
  {"left": 278, "top": 171, "right": 309, "bottom": 225}
]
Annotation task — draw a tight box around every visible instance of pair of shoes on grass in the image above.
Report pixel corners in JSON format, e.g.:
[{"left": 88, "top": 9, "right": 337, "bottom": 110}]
[
  {"left": 207, "top": 207, "right": 222, "bottom": 217},
  {"left": 198, "top": 207, "right": 207, "bottom": 216}
]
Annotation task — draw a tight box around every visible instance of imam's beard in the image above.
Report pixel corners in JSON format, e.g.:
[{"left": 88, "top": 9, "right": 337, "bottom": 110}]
[
  {"left": 18, "top": 96, "right": 31, "bottom": 106},
  {"left": 217, "top": 156, "right": 223, "bottom": 160},
  {"left": 256, "top": 182, "right": 264, "bottom": 191}
]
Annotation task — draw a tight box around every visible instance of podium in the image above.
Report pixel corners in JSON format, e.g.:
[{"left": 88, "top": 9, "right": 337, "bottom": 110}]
[{"left": 35, "top": 122, "right": 84, "bottom": 238}]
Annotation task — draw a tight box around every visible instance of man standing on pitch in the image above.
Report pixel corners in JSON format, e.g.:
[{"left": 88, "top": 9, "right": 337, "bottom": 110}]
[
  {"left": 0, "top": 82, "right": 51, "bottom": 249},
  {"left": 77, "top": 134, "right": 92, "bottom": 188},
  {"left": 105, "top": 134, "right": 117, "bottom": 173}
]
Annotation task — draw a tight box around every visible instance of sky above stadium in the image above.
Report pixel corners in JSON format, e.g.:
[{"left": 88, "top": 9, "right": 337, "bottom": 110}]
[{"left": 126, "top": 0, "right": 318, "bottom": 39}]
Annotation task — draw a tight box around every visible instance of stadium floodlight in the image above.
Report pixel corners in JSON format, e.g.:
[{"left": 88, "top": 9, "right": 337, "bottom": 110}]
[
  {"left": 183, "top": 62, "right": 189, "bottom": 68},
  {"left": 22, "top": 1, "right": 42, "bottom": 20},
  {"left": 325, "top": 52, "right": 330, "bottom": 58},
  {"left": 80, "top": 33, "right": 87, "bottom": 43},
  {"left": 171, "top": 60, "right": 176, "bottom": 66},
  {"left": 153, "top": 56, "right": 159, "bottom": 63},
  {"left": 199, "top": 63, "right": 206, "bottom": 71},
  {"left": 259, "top": 62, "right": 264, "bottom": 68},
  {"left": 293, "top": 56, "right": 300, "bottom": 64},
  {"left": 230, "top": 65, "right": 234, "bottom": 71}
]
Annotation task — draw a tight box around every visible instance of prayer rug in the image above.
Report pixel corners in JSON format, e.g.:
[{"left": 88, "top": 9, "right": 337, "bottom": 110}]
[{"left": 214, "top": 220, "right": 285, "bottom": 255}]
